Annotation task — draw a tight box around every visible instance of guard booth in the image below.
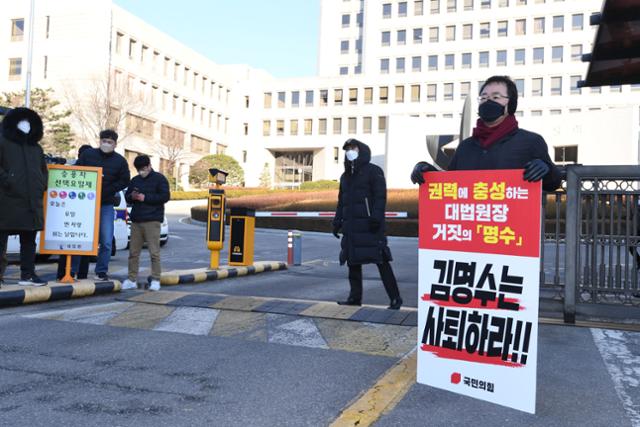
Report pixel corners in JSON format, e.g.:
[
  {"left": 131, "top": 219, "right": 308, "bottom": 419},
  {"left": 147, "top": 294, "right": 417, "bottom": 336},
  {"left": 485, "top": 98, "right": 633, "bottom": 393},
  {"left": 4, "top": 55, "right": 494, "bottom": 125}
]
[
  {"left": 207, "top": 168, "right": 228, "bottom": 269},
  {"left": 228, "top": 208, "right": 255, "bottom": 266}
]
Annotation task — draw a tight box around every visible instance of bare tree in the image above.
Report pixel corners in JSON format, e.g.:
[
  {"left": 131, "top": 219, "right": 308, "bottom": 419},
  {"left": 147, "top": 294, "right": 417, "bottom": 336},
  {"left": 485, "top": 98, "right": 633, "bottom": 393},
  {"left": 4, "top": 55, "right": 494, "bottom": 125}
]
[
  {"left": 153, "top": 130, "right": 188, "bottom": 190},
  {"left": 62, "top": 72, "right": 154, "bottom": 146}
]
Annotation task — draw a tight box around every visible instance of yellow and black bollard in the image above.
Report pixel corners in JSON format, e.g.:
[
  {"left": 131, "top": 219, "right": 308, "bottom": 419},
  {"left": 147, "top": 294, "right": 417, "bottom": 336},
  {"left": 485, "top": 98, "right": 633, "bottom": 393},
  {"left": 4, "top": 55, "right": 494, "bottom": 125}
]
[{"left": 228, "top": 208, "right": 255, "bottom": 266}]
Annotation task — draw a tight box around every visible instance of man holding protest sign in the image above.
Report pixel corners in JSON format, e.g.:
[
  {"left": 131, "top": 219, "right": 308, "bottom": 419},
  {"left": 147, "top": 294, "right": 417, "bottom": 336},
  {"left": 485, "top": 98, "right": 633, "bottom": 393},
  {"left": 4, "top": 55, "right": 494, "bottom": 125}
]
[{"left": 73, "top": 129, "right": 130, "bottom": 281}]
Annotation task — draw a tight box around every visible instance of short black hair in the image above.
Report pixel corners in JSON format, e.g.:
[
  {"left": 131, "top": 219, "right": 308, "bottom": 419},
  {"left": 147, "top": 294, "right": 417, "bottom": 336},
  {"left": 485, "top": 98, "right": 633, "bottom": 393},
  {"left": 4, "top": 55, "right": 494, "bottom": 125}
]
[
  {"left": 133, "top": 154, "right": 151, "bottom": 170},
  {"left": 479, "top": 75, "right": 518, "bottom": 115},
  {"left": 99, "top": 129, "right": 118, "bottom": 142},
  {"left": 77, "top": 144, "right": 92, "bottom": 156}
]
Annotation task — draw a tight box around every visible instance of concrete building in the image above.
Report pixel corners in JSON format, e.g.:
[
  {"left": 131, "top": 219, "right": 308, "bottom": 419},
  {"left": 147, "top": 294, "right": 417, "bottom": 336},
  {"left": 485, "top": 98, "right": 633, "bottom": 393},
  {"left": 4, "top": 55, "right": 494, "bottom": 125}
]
[{"left": 1, "top": 0, "right": 638, "bottom": 189}]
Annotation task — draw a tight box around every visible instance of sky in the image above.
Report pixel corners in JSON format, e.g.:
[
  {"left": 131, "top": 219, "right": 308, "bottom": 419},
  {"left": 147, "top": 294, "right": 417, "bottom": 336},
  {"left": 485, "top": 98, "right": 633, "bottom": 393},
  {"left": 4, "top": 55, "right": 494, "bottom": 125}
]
[{"left": 113, "top": 0, "right": 320, "bottom": 78}]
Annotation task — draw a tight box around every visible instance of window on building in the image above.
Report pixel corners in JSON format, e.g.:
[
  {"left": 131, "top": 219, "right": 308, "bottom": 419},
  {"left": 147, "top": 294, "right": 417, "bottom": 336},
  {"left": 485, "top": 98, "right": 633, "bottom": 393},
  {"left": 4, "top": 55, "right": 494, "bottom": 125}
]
[
  {"left": 380, "top": 58, "right": 390, "bottom": 73},
  {"left": 571, "top": 44, "right": 583, "bottom": 61},
  {"left": 318, "top": 89, "right": 327, "bottom": 106},
  {"left": 532, "top": 78, "right": 543, "bottom": 96},
  {"left": 115, "top": 32, "right": 124, "bottom": 53},
  {"left": 277, "top": 92, "right": 285, "bottom": 108},
  {"left": 447, "top": 0, "right": 457, "bottom": 11},
  {"left": 412, "top": 56, "right": 422, "bottom": 71},
  {"left": 378, "top": 116, "right": 387, "bottom": 133},
  {"left": 349, "top": 88, "right": 358, "bottom": 104},
  {"left": 444, "top": 83, "right": 454, "bottom": 100},
  {"left": 364, "top": 87, "right": 373, "bottom": 103},
  {"left": 413, "top": 28, "right": 423, "bottom": 43},
  {"left": 610, "top": 85, "right": 622, "bottom": 93},
  {"left": 552, "top": 46, "right": 563, "bottom": 63},
  {"left": 531, "top": 110, "right": 542, "bottom": 116},
  {"left": 319, "top": 118, "right": 327, "bottom": 135},
  {"left": 415, "top": 0, "right": 424, "bottom": 15},
  {"left": 304, "top": 119, "right": 313, "bottom": 135},
  {"left": 514, "top": 49, "right": 525, "bottom": 65},
  {"left": 276, "top": 120, "right": 284, "bottom": 136},
  {"left": 8, "top": 58, "right": 22, "bottom": 79},
  {"left": 553, "top": 15, "right": 564, "bottom": 32},
  {"left": 480, "top": 22, "right": 490, "bottom": 38},
  {"left": 333, "top": 118, "right": 342, "bottom": 134},
  {"left": 341, "top": 40, "right": 349, "bottom": 53},
  {"left": 429, "top": 27, "right": 439, "bottom": 42},
  {"left": 515, "top": 0, "right": 525, "bottom": 4},
  {"left": 348, "top": 117, "right": 357, "bottom": 133},
  {"left": 128, "top": 38, "right": 137, "bottom": 59},
  {"left": 516, "top": 19, "right": 526, "bottom": 35},
  {"left": 554, "top": 146, "right": 578, "bottom": 164},
  {"left": 342, "top": 14, "right": 350, "bottom": 27},
  {"left": 396, "top": 57, "right": 406, "bottom": 73},
  {"left": 500, "top": 0, "right": 510, "bottom": 6},
  {"left": 533, "top": 47, "right": 544, "bottom": 64},
  {"left": 427, "top": 84, "right": 437, "bottom": 101},
  {"left": 461, "top": 52, "right": 471, "bottom": 68},
  {"left": 243, "top": 123, "right": 249, "bottom": 135},
  {"left": 410, "top": 84, "right": 421, "bottom": 102},
  {"left": 590, "top": 86, "right": 601, "bottom": 94},
  {"left": 43, "top": 55, "right": 48, "bottom": 79},
  {"left": 305, "top": 90, "right": 314, "bottom": 106},
  {"left": 572, "top": 14, "right": 583, "bottom": 30},
  {"left": 479, "top": 51, "right": 489, "bottom": 67},
  {"left": 395, "top": 85, "right": 405, "bottom": 103},
  {"left": 497, "top": 50, "right": 507, "bottom": 66},
  {"left": 460, "top": 81, "right": 471, "bottom": 99},
  {"left": 399, "top": 2, "right": 408, "bottom": 16},
  {"left": 446, "top": 25, "right": 455, "bottom": 41},
  {"left": 290, "top": 119, "right": 299, "bottom": 135},
  {"left": 426, "top": 55, "right": 437, "bottom": 70},
  {"left": 382, "top": 31, "right": 391, "bottom": 46},
  {"left": 463, "top": 23, "right": 472, "bottom": 39},
  {"left": 445, "top": 54, "right": 454, "bottom": 69},
  {"left": 264, "top": 92, "right": 272, "bottom": 109},
  {"left": 383, "top": 3, "right": 392, "bottom": 18},
  {"left": 464, "top": 0, "right": 474, "bottom": 10},
  {"left": 397, "top": 30, "right": 406, "bottom": 45},
  {"left": 534, "top": 17, "right": 545, "bottom": 33},
  {"left": 334, "top": 88, "right": 343, "bottom": 105},
  {"left": 190, "top": 135, "right": 211, "bottom": 154},
  {"left": 481, "top": 0, "right": 490, "bottom": 9},
  {"left": 570, "top": 76, "right": 581, "bottom": 95},
  {"left": 498, "top": 21, "right": 508, "bottom": 37},
  {"left": 126, "top": 114, "right": 155, "bottom": 137},
  {"left": 363, "top": 116, "right": 372, "bottom": 133},
  {"left": 430, "top": 0, "right": 440, "bottom": 14},
  {"left": 380, "top": 86, "right": 389, "bottom": 103},
  {"left": 514, "top": 79, "right": 524, "bottom": 97},
  {"left": 11, "top": 19, "right": 24, "bottom": 41}
]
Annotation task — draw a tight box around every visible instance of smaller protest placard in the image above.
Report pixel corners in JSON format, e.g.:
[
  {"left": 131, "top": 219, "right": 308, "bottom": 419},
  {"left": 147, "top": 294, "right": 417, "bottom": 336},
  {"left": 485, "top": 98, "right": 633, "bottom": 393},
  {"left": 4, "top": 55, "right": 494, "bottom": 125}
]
[{"left": 40, "top": 165, "right": 102, "bottom": 256}]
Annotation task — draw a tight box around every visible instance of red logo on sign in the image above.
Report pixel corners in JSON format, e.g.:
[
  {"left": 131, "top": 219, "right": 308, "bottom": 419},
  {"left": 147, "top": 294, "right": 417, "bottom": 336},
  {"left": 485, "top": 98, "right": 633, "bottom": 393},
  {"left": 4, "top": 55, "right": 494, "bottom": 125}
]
[{"left": 451, "top": 372, "right": 461, "bottom": 384}]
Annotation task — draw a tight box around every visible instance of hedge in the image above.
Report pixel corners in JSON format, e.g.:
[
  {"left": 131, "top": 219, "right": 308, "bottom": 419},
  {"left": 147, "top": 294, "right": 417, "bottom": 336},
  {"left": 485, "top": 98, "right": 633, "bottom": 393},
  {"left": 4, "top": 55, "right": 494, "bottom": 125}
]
[{"left": 299, "top": 180, "right": 339, "bottom": 190}]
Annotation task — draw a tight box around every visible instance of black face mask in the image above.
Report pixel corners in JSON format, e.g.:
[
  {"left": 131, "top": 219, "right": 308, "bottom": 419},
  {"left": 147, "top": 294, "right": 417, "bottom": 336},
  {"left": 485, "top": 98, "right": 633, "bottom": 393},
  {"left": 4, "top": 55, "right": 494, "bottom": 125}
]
[{"left": 478, "top": 99, "right": 506, "bottom": 123}]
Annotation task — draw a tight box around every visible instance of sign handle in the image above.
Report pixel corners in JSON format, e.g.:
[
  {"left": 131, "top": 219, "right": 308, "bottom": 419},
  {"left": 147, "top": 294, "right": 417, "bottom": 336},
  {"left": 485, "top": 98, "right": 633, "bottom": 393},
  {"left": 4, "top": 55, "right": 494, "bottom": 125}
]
[{"left": 59, "top": 255, "right": 75, "bottom": 284}]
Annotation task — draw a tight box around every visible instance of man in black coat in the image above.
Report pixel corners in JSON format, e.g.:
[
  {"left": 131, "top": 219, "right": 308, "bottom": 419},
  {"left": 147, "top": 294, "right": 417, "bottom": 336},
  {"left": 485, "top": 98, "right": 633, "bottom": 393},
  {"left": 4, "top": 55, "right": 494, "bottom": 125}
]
[
  {"left": 122, "top": 155, "right": 170, "bottom": 291},
  {"left": 72, "top": 129, "right": 130, "bottom": 280},
  {"left": 411, "top": 75, "right": 561, "bottom": 192},
  {"left": 0, "top": 107, "right": 48, "bottom": 286},
  {"left": 333, "top": 139, "right": 403, "bottom": 309}
]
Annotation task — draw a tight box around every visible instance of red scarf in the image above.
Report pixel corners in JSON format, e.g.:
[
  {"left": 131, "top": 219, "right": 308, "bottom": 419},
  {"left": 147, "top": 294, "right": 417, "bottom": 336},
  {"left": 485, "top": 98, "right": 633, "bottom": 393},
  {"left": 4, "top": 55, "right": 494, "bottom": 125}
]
[{"left": 472, "top": 115, "right": 519, "bottom": 149}]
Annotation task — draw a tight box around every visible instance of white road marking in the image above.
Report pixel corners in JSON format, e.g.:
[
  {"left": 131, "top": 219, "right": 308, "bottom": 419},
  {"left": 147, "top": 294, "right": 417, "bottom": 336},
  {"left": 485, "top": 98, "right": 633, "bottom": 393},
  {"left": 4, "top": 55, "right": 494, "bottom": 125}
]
[
  {"left": 153, "top": 306, "right": 219, "bottom": 335},
  {"left": 268, "top": 316, "right": 328, "bottom": 349},
  {"left": 25, "top": 302, "right": 133, "bottom": 325},
  {"left": 591, "top": 328, "right": 640, "bottom": 426}
]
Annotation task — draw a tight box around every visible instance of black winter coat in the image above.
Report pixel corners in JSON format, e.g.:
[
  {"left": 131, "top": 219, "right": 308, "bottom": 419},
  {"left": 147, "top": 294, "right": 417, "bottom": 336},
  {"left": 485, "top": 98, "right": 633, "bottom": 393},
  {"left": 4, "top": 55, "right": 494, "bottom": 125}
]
[
  {"left": 448, "top": 127, "right": 561, "bottom": 192},
  {"left": 77, "top": 147, "right": 130, "bottom": 205},
  {"left": 333, "top": 140, "right": 392, "bottom": 266},
  {"left": 0, "top": 108, "right": 48, "bottom": 231},
  {"left": 125, "top": 170, "right": 170, "bottom": 223}
]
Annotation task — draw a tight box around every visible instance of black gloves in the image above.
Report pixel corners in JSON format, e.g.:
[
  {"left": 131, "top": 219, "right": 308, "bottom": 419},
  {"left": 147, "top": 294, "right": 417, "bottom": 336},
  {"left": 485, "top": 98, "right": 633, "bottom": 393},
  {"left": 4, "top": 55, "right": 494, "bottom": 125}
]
[
  {"left": 332, "top": 224, "right": 341, "bottom": 239},
  {"left": 523, "top": 159, "right": 550, "bottom": 182},
  {"left": 410, "top": 161, "right": 437, "bottom": 185},
  {"left": 368, "top": 218, "right": 381, "bottom": 232}
]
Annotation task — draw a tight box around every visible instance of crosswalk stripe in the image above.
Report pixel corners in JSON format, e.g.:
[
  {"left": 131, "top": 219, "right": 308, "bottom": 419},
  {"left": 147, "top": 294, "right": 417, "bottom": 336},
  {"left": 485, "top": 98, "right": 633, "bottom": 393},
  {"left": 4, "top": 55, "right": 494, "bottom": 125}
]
[{"left": 152, "top": 306, "right": 219, "bottom": 335}]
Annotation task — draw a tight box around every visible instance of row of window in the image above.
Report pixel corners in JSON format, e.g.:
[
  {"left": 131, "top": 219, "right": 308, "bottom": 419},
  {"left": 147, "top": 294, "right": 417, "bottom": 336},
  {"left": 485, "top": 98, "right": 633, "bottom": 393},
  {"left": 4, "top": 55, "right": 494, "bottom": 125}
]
[
  {"left": 365, "top": 14, "right": 585, "bottom": 51},
  {"left": 376, "top": 45, "right": 584, "bottom": 73},
  {"left": 125, "top": 115, "right": 218, "bottom": 155},
  {"left": 113, "top": 31, "right": 230, "bottom": 105},
  {"left": 263, "top": 117, "right": 390, "bottom": 136},
  {"left": 9, "top": 17, "right": 51, "bottom": 42}
]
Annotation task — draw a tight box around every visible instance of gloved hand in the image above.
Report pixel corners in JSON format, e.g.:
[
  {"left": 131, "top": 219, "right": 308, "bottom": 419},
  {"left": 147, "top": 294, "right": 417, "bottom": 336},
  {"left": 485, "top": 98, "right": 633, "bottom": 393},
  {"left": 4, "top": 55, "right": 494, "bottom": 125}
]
[
  {"left": 410, "top": 161, "right": 437, "bottom": 185},
  {"left": 523, "top": 159, "right": 550, "bottom": 182},
  {"left": 332, "top": 224, "right": 341, "bottom": 239},
  {"left": 368, "top": 218, "right": 381, "bottom": 232}
]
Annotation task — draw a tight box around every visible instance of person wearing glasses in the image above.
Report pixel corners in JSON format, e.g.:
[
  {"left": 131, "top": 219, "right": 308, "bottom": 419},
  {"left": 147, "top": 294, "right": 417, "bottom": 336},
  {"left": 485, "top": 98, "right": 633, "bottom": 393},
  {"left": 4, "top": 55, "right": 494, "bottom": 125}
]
[{"left": 411, "top": 75, "right": 561, "bottom": 192}]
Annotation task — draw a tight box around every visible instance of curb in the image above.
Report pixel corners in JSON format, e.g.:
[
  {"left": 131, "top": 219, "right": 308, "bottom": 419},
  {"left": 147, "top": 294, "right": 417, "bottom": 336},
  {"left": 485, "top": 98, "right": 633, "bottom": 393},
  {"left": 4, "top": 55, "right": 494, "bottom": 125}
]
[
  {"left": 160, "top": 261, "right": 287, "bottom": 286},
  {"left": 0, "top": 280, "right": 121, "bottom": 308}
]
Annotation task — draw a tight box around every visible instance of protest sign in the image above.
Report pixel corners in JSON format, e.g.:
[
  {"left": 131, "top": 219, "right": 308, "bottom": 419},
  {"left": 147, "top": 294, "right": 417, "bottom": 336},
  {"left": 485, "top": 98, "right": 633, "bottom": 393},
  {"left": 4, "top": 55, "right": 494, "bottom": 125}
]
[
  {"left": 417, "top": 169, "right": 542, "bottom": 414},
  {"left": 40, "top": 165, "right": 102, "bottom": 256}
]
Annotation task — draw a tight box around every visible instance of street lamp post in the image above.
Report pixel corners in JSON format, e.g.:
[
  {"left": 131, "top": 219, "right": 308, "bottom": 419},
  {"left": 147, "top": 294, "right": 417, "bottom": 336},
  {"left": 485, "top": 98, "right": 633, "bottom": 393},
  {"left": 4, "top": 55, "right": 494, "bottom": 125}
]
[{"left": 25, "top": 0, "right": 36, "bottom": 108}]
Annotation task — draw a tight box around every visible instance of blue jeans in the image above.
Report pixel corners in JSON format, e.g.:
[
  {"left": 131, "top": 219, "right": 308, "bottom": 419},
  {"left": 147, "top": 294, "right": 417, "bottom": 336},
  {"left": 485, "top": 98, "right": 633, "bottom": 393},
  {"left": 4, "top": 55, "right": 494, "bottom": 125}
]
[{"left": 72, "top": 205, "right": 114, "bottom": 275}]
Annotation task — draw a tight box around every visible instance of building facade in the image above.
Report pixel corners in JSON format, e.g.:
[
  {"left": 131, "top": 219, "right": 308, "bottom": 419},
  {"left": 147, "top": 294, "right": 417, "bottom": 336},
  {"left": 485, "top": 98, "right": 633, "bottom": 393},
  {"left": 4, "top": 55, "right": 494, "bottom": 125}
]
[{"left": 1, "top": 0, "right": 638, "bottom": 189}]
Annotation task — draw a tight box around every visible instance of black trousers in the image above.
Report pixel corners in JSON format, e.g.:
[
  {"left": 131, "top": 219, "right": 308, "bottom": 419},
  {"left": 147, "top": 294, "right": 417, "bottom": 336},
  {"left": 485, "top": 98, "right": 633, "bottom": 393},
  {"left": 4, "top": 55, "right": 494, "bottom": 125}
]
[
  {"left": 348, "top": 262, "right": 400, "bottom": 302},
  {"left": 0, "top": 231, "right": 37, "bottom": 278},
  {"left": 57, "top": 255, "right": 89, "bottom": 279}
]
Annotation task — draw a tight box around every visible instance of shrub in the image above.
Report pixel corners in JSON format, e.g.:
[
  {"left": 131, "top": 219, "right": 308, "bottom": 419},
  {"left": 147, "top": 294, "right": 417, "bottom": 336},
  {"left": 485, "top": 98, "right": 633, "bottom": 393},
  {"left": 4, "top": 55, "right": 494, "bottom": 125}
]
[
  {"left": 299, "top": 180, "right": 339, "bottom": 190},
  {"left": 189, "top": 154, "right": 244, "bottom": 187},
  {"left": 172, "top": 191, "right": 209, "bottom": 200}
]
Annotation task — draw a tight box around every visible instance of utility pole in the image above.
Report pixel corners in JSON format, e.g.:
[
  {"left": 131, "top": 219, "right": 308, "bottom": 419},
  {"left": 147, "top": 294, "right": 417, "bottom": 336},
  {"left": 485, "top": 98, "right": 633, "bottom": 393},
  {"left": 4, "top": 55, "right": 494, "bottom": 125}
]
[{"left": 25, "top": 0, "right": 36, "bottom": 108}]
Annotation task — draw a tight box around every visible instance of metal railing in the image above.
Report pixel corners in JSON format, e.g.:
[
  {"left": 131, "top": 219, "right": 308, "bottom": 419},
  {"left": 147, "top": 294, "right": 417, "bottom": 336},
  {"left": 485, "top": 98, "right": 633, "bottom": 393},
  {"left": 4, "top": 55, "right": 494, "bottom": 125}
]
[{"left": 541, "top": 165, "right": 640, "bottom": 323}]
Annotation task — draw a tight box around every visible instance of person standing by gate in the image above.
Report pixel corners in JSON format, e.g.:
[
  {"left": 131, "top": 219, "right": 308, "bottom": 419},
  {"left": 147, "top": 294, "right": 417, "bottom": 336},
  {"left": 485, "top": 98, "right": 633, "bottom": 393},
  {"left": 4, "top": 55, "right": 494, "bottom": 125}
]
[
  {"left": 332, "top": 138, "right": 403, "bottom": 309},
  {"left": 121, "top": 155, "right": 170, "bottom": 291}
]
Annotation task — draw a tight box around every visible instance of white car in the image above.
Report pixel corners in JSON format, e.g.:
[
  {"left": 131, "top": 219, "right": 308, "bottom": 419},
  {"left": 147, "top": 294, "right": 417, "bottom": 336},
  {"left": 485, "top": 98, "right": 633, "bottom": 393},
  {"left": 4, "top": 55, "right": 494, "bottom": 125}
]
[{"left": 7, "top": 191, "right": 129, "bottom": 259}]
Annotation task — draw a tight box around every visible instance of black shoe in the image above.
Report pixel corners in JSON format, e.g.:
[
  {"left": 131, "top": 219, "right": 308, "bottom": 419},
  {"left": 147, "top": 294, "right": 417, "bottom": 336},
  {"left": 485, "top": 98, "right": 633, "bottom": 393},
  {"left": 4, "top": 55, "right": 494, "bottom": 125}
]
[
  {"left": 337, "top": 297, "right": 361, "bottom": 306},
  {"left": 94, "top": 272, "right": 109, "bottom": 281},
  {"left": 388, "top": 298, "right": 403, "bottom": 310},
  {"left": 18, "top": 273, "right": 47, "bottom": 287}
]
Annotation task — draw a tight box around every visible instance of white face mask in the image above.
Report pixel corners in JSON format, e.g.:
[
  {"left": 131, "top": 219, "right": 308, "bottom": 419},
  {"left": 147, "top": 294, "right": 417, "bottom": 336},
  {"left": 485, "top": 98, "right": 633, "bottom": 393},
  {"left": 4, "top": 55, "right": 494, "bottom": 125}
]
[
  {"left": 345, "top": 150, "right": 359, "bottom": 161},
  {"left": 17, "top": 120, "right": 31, "bottom": 134},
  {"left": 138, "top": 169, "right": 150, "bottom": 178},
  {"left": 100, "top": 142, "right": 115, "bottom": 153}
]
